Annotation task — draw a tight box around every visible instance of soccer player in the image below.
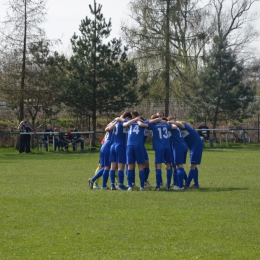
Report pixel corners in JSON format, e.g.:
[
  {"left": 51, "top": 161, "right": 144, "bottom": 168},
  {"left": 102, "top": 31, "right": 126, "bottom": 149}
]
[
  {"left": 172, "top": 121, "right": 203, "bottom": 188},
  {"left": 123, "top": 116, "right": 146, "bottom": 191},
  {"left": 167, "top": 116, "right": 188, "bottom": 190},
  {"left": 109, "top": 112, "right": 132, "bottom": 190},
  {"left": 88, "top": 120, "right": 117, "bottom": 190},
  {"left": 130, "top": 112, "right": 151, "bottom": 187},
  {"left": 137, "top": 115, "right": 174, "bottom": 190}
]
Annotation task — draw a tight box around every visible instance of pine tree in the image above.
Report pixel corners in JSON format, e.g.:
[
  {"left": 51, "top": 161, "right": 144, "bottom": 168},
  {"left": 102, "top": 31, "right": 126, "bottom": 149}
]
[
  {"left": 189, "top": 35, "right": 255, "bottom": 129},
  {"left": 64, "top": 1, "right": 139, "bottom": 145}
]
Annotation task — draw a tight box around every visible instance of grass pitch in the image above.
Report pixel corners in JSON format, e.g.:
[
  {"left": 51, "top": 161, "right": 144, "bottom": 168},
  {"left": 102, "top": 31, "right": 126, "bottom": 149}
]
[{"left": 0, "top": 146, "right": 260, "bottom": 259}]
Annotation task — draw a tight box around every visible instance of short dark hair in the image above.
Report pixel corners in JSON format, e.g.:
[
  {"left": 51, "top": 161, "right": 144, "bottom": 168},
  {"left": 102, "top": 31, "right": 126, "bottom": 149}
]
[
  {"left": 70, "top": 125, "right": 74, "bottom": 128},
  {"left": 122, "top": 112, "right": 132, "bottom": 119},
  {"left": 131, "top": 111, "right": 139, "bottom": 117}
]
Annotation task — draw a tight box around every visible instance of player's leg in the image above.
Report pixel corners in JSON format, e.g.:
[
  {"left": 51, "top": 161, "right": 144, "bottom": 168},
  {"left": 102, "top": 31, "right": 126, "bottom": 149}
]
[
  {"left": 116, "top": 144, "right": 127, "bottom": 190},
  {"left": 126, "top": 145, "right": 135, "bottom": 190},
  {"left": 135, "top": 146, "right": 145, "bottom": 190},
  {"left": 164, "top": 148, "right": 172, "bottom": 189},
  {"left": 187, "top": 143, "right": 202, "bottom": 188},
  {"left": 142, "top": 146, "right": 150, "bottom": 186},
  {"left": 172, "top": 146, "right": 187, "bottom": 190},
  {"left": 109, "top": 144, "right": 117, "bottom": 190},
  {"left": 101, "top": 147, "right": 111, "bottom": 189},
  {"left": 154, "top": 149, "right": 164, "bottom": 190}
]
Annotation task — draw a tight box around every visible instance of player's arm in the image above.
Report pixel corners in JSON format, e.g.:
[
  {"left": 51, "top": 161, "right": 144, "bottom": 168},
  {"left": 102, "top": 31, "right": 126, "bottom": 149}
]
[
  {"left": 171, "top": 124, "right": 178, "bottom": 130},
  {"left": 105, "top": 120, "right": 117, "bottom": 132},
  {"left": 137, "top": 120, "right": 148, "bottom": 128},
  {"left": 123, "top": 117, "right": 141, "bottom": 127},
  {"left": 149, "top": 118, "right": 168, "bottom": 124},
  {"left": 168, "top": 121, "right": 185, "bottom": 129}
]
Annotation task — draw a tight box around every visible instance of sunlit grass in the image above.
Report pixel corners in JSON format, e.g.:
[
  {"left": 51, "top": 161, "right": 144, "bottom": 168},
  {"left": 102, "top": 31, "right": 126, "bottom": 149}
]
[{"left": 0, "top": 146, "right": 260, "bottom": 259}]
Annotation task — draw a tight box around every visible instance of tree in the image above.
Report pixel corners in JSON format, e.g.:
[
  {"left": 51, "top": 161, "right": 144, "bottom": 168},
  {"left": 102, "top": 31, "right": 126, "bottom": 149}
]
[
  {"left": 122, "top": 0, "right": 212, "bottom": 116},
  {"left": 0, "top": 0, "right": 49, "bottom": 122},
  {"left": 63, "top": 1, "right": 141, "bottom": 145},
  {"left": 189, "top": 35, "right": 255, "bottom": 130},
  {"left": 24, "top": 41, "right": 67, "bottom": 130}
]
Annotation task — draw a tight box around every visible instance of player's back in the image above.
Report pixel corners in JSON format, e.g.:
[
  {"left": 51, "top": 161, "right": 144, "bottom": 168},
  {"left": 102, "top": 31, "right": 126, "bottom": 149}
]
[
  {"left": 127, "top": 122, "right": 145, "bottom": 146},
  {"left": 148, "top": 122, "right": 171, "bottom": 150},
  {"left": 181, "top": 123, "right": 201, "bottom": 148},
  {"left": 170, "top": 128, "right": 187, "bottom": 148},
  {"left": 113, "top": 122, "right": 127, "bottom": 145}
]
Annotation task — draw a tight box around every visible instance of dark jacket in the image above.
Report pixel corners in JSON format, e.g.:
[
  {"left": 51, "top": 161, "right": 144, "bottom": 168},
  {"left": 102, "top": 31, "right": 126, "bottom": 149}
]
[{"left": 197, "top": 125, "right": 210, "bottom": 138}]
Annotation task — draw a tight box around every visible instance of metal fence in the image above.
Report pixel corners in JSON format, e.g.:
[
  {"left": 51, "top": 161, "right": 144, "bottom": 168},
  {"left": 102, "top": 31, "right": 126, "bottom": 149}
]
[{"left": 0, "top": 128, "right": 259, "bottom": 149}]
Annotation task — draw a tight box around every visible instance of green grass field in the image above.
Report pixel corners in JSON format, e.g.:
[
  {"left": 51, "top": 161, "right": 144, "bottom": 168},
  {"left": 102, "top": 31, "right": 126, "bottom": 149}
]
[{"left": 0, "top": 146, "right": 260, "bottom": 259}]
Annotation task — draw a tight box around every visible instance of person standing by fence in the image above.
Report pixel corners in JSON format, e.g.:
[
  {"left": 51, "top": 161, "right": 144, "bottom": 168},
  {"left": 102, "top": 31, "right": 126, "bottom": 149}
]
[
  {"left": 18, "top": 114, "right": 33, "bottom": 153},
  {"left": 18, "top": 120, "right": 33, "bottom": 153}
]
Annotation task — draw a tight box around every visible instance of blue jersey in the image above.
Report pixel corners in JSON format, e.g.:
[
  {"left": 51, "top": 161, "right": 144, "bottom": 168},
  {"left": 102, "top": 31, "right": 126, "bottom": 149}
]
[
  {"left": 180, "top": 123, "right": 201, "bottom": 149},
  {"left": 127, "top": 122, "right": 145, "bottom": 146},
  {"left": 148, "top": 122, "right": 171, "bottom": 150},
  {"left": 102, "top": 131, "right": 113, "bottom": 151},
  {"left": 143, "top": 120, "right": 150, "bottom": 144},
  {"left": 170, "top": 128, "right": 187, "bottom": 149},
  {"left": 112, "top": 121, "right": 127, "bottom": 145}
]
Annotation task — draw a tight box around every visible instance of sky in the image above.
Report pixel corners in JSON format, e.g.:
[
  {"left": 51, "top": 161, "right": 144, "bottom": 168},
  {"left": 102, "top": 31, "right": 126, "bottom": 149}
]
[
  {"left": 0, "top": 0, "right": 132, "bottom": 53},
  {"left": 0, "top": 0, "right": 260, "bottom": 54}
]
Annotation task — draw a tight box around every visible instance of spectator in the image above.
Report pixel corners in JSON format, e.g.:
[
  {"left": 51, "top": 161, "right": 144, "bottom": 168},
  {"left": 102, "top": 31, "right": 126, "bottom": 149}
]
[
  {"left": 18, "top": 114, "right": 33, "bottom": 153},
  {"left": 67, "top": 125, "right": 84, "bottom": 151},
  {"left": 58, "top": 127, "right": 69, "bottom": 151},
  {"left": 43, "top": 124, "right": 59, "bottom": 151},
  {"left": 197, "top": 122, "right": 213, "bottom": 148},
  {"left": 18, "top": 120, "right": 33, "bottom": 153}
]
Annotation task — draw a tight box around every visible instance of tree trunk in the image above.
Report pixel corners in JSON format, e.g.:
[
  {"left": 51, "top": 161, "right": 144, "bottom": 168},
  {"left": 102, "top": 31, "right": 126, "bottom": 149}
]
[
  {"left": 165, "top": 0, "right": 170, "bottom": 117},
  {"left": 19, "top": 0, "right": 27, "bottom": 122}
]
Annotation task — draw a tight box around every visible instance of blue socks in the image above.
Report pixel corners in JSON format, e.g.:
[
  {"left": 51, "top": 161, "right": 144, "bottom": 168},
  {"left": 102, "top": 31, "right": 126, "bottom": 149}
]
[
  {"left": 194, "top": 168, "right": 199, "bottom": 187},
  {"left": 187, "top": 169, "right": 196, "bottom": 187},
  {"left": 144, "top": 168, "right": 150, "bottom": 182},
  {"left": 173, "top": 169, "right": 178, "bottom": 185},
  {"left": 139, "top": 170, "right": 145, "bottom": 188},
  {"left": 109, "top": 170, "right": 116, "bottom": 187},
  {"left": 118, "top": 170, "right": 124, "bottom": 185},
  {"left": 166, "top": 168, "right": 172, "bottom": 188},
  {"left": 177, "top": 168, "right": 186, "bottom": 188},
  {"left": 155, "top": 169, "right": 162, "bottom": 189},
  {"left": 102, "top": 169, "right": 109, "bottom": 188},
  {"left": 127, "top": 170, "right": 134, "bottom": 188},
  {"left": 92, "top": 168, "right": 104, "bottom": 182}
]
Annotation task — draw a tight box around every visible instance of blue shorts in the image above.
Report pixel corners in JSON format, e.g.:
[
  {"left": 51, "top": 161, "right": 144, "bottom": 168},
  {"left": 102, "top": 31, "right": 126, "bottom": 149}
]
[
  {"left": 126, "top": 145, "right": 145, "bottom": 165},
  {"left": 110, "top": 143, "right": 126, "bottom": 164},
  {"left": 173, "top": 146, "right": 187, "bottom": 165},
  {"left": 154, "top": 148, "right": 171, "bottom": 164},
  {"left": 190, "top": 143, "right": 203, "bottom": 165},
  {"left": 100, "top": 145, "right": 111, "bottom": 167},
  {"left": 143, "top": 147, "right": 149, "bottom": 161}
]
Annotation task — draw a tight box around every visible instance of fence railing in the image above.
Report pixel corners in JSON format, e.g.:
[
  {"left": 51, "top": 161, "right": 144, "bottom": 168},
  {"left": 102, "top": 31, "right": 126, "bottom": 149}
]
[
  {"left": 195, "top": 128, "right": 260, "bottom": 147},
  {"left": 0, "top": 131, "right": 94, "bottom": 151},
  {"left": 0, "top": 128, "right": 259, "bottom": 149}
]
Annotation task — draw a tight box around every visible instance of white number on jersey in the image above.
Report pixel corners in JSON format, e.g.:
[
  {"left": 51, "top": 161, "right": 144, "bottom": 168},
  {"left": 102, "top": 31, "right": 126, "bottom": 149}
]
[
  {"left": 130, "top": 124, "right": 140, "bottom": 135},
  {"left": 181, "top": 129, "right": 189, "bottom": 138},
  {"left": 114, "top": 124, "right": 119, "bottom": 135},
  {"left": 158, "top": 127, "right": 168, "bottom": 139}
]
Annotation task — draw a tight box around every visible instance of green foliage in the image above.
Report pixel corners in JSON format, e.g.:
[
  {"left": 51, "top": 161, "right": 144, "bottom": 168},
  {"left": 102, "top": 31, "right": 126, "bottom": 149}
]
[
  {"left": 0, "top": 147, "right": 260, "bottom": 259},
  {"left": 189, "top": 35, "right": 255, "bottom": 127},
  {"left": 62, "top": 1, "right": 140, "bottom": 122}
]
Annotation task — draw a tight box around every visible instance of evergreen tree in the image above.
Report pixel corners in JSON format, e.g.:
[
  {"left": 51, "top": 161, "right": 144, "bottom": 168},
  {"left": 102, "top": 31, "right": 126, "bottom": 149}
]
[
  {"left": 189, "top": 35, "right": 255, "bottom": 130},
  {"left": 64, "top": 1, "right": 140, "bottom": 144}
]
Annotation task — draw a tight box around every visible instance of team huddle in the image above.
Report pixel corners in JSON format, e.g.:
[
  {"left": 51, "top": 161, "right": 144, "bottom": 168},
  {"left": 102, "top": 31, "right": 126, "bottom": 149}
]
[{"left": 88, "top": 111, "right": 203, "bottom": 191}]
